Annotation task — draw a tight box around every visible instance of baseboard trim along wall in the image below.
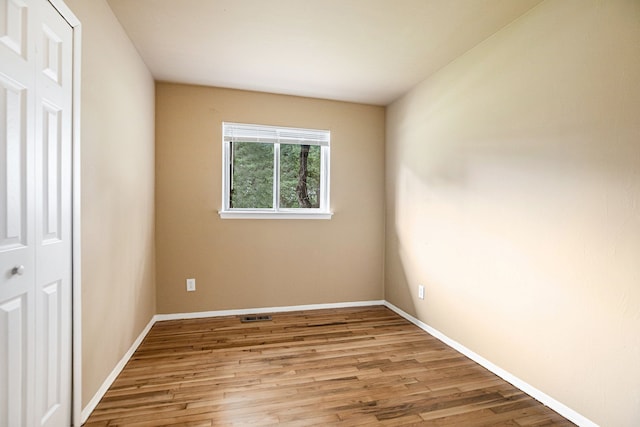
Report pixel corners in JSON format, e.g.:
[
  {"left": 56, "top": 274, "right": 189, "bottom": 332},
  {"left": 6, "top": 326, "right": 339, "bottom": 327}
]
[
  {"left": 154, "top": 300, "right": 386, "bottom": 321},
  {"left": 81, "top": 315, "right": 157, "bottom": 424},
  {"left": 82, "top": 299, "right": 596, "bottom": 426},
  {"left": 382, "top": 301, "right": 598, "bottom": 427},
  {"left": 81, "top": 300, "right": 384, "bottom": 422}
]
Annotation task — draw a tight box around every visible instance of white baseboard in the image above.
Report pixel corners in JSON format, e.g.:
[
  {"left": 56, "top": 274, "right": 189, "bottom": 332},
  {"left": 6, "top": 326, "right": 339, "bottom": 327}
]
[
  {"left": 81, "top": 300, "right": 596, "bottom": 427},
  {"left": 80, "top": 300, "right": 383, "bottom": 422},
  {"left": 383, "top": 301, "right": 598, "bottom": 427},
  {"left": 80, "top": 316, "right": 157, "bottom": 424},
  {"left": 155, "top": 300, "right": 386, "bottom": 321}
]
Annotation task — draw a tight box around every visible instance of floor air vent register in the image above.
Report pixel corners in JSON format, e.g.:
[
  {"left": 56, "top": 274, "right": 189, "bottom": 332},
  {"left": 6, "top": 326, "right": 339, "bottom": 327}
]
[{"left": 240, "top": 315, "right": 273, "bottom": 323}]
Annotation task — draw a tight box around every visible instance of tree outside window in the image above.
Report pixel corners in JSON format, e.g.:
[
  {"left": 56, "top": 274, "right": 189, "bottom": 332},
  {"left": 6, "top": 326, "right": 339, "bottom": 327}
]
[{"left": 221, "top": 123, "right": 331, "bottom": 219}]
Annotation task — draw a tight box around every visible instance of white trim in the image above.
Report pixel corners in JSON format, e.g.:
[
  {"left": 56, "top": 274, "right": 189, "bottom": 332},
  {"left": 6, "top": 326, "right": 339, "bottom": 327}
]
[
  {"left": 78, "top": 299, "right": 597, "bottom": 427},
  {"left": 155, "top": 300, "right": 385, "bottom": 321},
  {"left": 46, "top": 1, "right": 83, "bottom": 426},
  {"left": 48, "top": 0, "right": 81, "bottom": 26},
  {"left": 218, "top": 210, "right": 333, "bottom": 220},
  {"left": 221, "top": 122, "right": 331, "bottom": 216},
  {"left": 274, "top": 142, "right": 280, "bottom": 209},
  {"left": 222, "top": 122, "right": 330, "bottom": 146},
  {"left": 79, "top": 300, "right": 383, "bottom": 421},
  {"left": 383, "top": 301, "right": 599, "bottom": 427},
  {"left": 70, "top": 24, "right": 83, "bottom": 427},
  {"left": 80, "top": 316, "right": 156, "bottom": 424}
]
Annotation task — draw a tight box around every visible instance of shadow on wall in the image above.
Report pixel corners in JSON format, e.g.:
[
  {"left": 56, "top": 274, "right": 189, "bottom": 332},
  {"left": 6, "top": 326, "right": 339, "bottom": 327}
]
[{"left": 384, "top": 2, "right": 640, "bottom": 425}]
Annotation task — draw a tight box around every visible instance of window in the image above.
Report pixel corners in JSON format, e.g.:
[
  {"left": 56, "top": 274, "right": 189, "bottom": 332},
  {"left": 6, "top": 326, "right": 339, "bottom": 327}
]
[{"left": 220, "top": 122, "right": 331, "bottom": 219}]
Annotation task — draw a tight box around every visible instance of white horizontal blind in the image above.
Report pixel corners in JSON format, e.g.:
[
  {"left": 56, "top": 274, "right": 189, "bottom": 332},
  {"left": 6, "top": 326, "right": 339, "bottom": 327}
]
[{"left": 223, "top": 122, "right": 330, "bottom": 146}]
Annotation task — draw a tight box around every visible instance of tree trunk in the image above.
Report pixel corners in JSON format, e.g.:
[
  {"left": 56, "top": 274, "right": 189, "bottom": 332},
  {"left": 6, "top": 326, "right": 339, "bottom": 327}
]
[{"left": 296, "top": 145, "right": 312, "bottom": 208}]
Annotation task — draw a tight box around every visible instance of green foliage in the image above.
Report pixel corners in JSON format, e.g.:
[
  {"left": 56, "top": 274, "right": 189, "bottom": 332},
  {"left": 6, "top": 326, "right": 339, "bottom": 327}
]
[
  {"left": 230, "top": 142, "right": 321, "bottom": 209},
  {"left": 280, "top": 144, "right": 321, "bottom": 208},
  {"left": 230, "top": 142, "right": 273, "bottom": 208}
]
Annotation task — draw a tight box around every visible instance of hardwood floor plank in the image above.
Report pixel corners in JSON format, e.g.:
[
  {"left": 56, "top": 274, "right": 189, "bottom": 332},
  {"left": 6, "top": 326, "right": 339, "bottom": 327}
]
[{"left": 84, "top": 306, "right": 573, "bottom": 426}]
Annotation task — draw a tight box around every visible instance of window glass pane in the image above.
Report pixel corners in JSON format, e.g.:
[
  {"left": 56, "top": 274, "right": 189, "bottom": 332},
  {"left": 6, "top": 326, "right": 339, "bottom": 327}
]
[
  {"left": 230, "top": 142, "right": 274, "bottom": 208},
  {"left": 280, "top": 144, "right": 321, "bottom": 208}
]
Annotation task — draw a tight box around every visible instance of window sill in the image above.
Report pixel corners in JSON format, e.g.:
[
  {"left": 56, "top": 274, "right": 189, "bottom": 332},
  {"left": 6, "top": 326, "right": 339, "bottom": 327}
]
[{"left": 218, "top": 210, "right": 333, "bottom": 220}]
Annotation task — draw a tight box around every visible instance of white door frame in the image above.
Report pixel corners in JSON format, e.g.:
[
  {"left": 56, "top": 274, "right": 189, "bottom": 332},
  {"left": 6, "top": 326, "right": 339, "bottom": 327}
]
[{"left": 43, "top": 1, "right": 82, "bottom": 426}]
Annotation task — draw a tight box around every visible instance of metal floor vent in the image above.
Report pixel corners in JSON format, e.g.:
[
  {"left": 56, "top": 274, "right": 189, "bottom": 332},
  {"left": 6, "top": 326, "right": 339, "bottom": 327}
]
[{"left": 240, "top": 315, "right": 272, "bottom": 323}]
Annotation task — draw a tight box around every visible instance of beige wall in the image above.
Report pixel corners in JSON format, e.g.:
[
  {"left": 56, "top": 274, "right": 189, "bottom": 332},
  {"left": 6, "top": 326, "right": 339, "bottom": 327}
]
[
  {"left": 385, "top": 1, "right": 640, "bottom": 426},
  {"left": 64, "top": 0, "right": 157, "bottom": 408},
  {"left": 156, "top": 84, "right": 384, "bottom": 313}
]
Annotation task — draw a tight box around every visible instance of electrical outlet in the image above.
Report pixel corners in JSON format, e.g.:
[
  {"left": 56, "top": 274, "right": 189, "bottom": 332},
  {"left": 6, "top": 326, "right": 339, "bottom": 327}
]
[
  {"left": 186, "top": 278, "right": 196, "bottom": 292},
  {"left": 418, "top": 284, "right": 425, "bottom": 300}
]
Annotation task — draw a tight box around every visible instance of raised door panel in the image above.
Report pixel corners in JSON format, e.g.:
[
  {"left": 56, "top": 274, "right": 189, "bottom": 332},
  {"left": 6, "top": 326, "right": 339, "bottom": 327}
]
[
  {"left": 33, "top": 1, "right": 72, "bottom": 425},
  {"left": 40, "top": 101, "right": 60, "bottom": 244},
  {"left": 0, "top": 0, "right": 28, "bottom": 59},
  {"left": 0, "top": 2, "right": 35, "bottom": 427},
  {"left": 0, "top": 295, "right": 27, "bottom": 427},
  {"left": 37, "top": 280, "right": 61, "bottom": 423},
  {"left": 41, "top": 23, "right": 60, "bottom": 84},
  {"left": 0, "top": 75, "right": 28, "bottom": 251},
  {"left": 0, "top": 1, "right": 72, "bottom": 426}
]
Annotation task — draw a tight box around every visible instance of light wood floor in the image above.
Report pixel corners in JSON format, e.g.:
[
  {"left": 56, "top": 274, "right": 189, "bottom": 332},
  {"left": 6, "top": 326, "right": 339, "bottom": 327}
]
[{"left": 84, "top": 306, "right": 574, "bottom": 426}]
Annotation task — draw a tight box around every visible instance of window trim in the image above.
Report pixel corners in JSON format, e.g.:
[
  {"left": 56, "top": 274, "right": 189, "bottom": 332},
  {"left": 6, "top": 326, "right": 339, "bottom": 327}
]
[{"left": 219, "top": 122, "right": 332, "bottom": 219}]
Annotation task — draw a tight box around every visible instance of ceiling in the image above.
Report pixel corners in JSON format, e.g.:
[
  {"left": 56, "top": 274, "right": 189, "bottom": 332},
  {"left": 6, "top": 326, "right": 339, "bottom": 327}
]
[{"left": 106, "top": 0, "right": 542, "bottom": 106}]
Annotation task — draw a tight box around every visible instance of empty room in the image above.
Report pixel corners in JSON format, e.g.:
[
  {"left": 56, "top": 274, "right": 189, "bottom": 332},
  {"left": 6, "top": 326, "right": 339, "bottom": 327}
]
[{"left": 0, "top": 0, "right": 638, "bottom": 426}]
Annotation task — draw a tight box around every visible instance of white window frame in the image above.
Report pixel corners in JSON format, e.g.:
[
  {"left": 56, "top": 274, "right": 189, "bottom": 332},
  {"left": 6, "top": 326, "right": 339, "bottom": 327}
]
[{"left": 220, "top": 122, "right": 332, "bottom": 219}]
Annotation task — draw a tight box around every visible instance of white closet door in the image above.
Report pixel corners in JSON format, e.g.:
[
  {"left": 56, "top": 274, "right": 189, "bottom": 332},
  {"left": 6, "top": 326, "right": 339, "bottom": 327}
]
[{"left": 0, "top": 0, "right": 73, "bottom": 425}]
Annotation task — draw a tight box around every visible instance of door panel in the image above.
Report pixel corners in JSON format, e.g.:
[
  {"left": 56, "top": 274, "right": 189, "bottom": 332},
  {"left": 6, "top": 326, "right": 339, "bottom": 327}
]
[
  {"left": 0, "top": 75, "right": 29, "bottom": 251},
  {"left": 0, "top": 0, "right": 28, "bottom": 59},
  {"left": 35, "top": 1, "right": 71, "bottom": 425},
  {"left": 0, "top": 1, "right": 35, "bottom": 425},
  {"left": 41, "top": 103, "right": 61, "bottom": 244},
  {"left": 0, "top": 295, "right": 27, "bottom": 426},
  {"left": 38, "top": 280, "right": 61, "bottom": 423},
  {"left": 0, "top": 0, "right": 72, "bottom": 426}
]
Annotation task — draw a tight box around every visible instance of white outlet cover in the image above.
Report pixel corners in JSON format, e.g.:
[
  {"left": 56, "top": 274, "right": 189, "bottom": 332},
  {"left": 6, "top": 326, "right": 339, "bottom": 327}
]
[
  {"left": 418, "top": 285, "right": 425, "bottom": 300},
  {"left": 186, "top": 278, "right": 196, "bottom": 291}
]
